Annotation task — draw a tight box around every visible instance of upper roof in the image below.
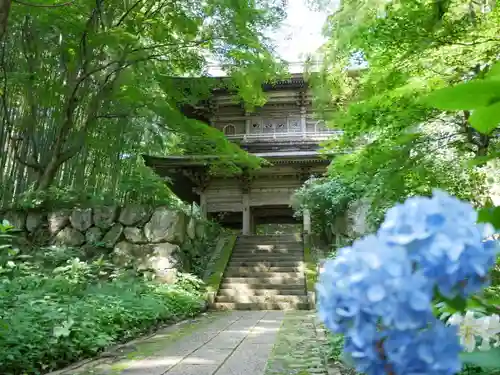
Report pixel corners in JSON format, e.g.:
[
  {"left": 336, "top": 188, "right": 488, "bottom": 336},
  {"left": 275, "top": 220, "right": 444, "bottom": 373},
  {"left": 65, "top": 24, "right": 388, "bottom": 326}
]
[
  {"left": 142, "top": 150, "right": 332, "bottom": 169},
  {"left": 171, "top": 72, "right": 311, "bottom": 96}
]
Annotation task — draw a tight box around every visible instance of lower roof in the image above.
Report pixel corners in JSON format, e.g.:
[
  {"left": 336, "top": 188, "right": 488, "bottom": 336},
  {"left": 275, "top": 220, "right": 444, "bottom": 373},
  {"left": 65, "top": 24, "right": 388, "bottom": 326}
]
[
  {"left": 143, "top": 152, "right": 332, "bottom": 203},
  {"left": 142, "top": 151, "right": 332, "bottom": 169}
]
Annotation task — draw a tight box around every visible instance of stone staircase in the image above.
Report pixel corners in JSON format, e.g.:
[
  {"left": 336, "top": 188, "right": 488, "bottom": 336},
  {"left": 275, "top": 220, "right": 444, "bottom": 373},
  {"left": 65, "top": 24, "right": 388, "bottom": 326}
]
[{"left": 213, "top": 234, "right": 309, "bottom": 310}]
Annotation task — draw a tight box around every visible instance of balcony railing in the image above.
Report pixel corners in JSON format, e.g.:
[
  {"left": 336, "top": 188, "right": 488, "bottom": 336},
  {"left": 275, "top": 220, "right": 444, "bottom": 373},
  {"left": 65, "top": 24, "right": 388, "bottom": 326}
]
[{"left": 225, "top": 130, "right": 343, "bottom": 142}]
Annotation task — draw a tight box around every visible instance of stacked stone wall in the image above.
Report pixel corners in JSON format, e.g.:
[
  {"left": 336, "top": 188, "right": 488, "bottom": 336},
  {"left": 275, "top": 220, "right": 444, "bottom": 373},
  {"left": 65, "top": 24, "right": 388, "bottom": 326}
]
[{"left": 1, "top": 205, "right": 220, "bottom": 281}]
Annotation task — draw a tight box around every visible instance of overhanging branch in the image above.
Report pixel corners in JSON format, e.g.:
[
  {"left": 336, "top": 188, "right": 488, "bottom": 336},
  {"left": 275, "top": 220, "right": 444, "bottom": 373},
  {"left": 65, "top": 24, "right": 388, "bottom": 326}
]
[{"left": 13, "top": 0, "right": 74, "bottom": 7}]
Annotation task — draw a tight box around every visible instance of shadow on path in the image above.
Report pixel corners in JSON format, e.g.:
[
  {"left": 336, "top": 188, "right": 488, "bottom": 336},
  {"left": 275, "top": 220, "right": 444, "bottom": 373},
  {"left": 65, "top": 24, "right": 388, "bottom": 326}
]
[{"left": 57, "top": 311, "right": 284, "bottom": 375}]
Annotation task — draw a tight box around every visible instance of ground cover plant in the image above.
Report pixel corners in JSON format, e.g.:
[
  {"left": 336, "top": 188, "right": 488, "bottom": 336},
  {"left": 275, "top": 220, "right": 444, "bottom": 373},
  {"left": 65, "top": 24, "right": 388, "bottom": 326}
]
[{"left": 0, "top": 220, "right": 206, "bottom": 374}]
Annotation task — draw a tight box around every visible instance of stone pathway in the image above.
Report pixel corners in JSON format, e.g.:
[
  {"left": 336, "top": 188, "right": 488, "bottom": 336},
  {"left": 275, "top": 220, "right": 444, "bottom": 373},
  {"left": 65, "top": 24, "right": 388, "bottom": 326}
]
[
  {"left": 66, "top": 311, "right": 284, "bottom": 375},
  {"left": 264, "top": 311, "right": 333, "bottom": 375},
  {"left": 52, "top": 310, "right": 338, "bottom": 375}
]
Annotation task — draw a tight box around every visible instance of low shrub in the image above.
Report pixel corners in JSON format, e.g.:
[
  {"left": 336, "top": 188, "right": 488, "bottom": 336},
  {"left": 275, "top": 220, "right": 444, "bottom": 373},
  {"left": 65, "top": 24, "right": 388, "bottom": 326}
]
[{"left": 0, "top": 222, "right": 205, "bottom": 375}]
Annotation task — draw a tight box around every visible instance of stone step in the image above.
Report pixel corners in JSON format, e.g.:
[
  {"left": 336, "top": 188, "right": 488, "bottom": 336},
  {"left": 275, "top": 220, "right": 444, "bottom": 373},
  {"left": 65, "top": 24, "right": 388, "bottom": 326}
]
[
  {"left": 225, "top": 265, "right": 303, "bottom": 273},
  {"left": 229, "top": 259, "right": 303, "bottom": 266},
  {"left": 217, "top": 287, "right": 307, "bottom": 297},
  {"left": 228, "top": 260, "right": 303, "bottom": 268},
  {"left": 237, "top": 239, "right": 301, "bottom": 245},
  {"left": 223, "top": 270, "right": 304, "bottom": 278},
  {"left": 237, "top": 240, "right": 302, "bottom": 246},
  {"left": 230, "top": 255, "right": 303, "bottom": 262},
  {"left": 231, "top": 253, "right": 303, "bottom": 258},
  {"left": 222, "top": 276, "right": 305, "bottom": 285},
  {"left": 211, "top": 301, "right": 310, "bottom": 311},
  {"left": 232, "top": 247, "right": 303, "bottom": 254},
  {"left": 215, "top": 295, "right": 309, "bottom": 304},
  {"left": 219, "top": 282, "right": 305, "bottom": 291},
  {"left": 238, "top": 234, "right": 299, "bottom": 238},
  {"left": 230, "top": 254, "right": 303, "bottom": 262},
  {"left": 235, "top": 241, "right": 303, "bottom": 246},
  {"left": 235, "top": 245, "right": 302, "bottom": 250}
]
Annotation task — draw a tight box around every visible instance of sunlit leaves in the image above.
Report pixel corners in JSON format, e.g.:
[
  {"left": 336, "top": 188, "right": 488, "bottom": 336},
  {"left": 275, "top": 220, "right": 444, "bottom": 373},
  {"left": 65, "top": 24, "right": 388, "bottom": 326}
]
[
  {"left": 1, "top": 0, "right": 286, "bottom": 204},
  {"left": 309, "top": 0, "right": 500, "bottom": 231},
  {"left": 425, "top": 81, "right": 500, "bottom": 110},
  {"left": 486, "top": 61, "right": 500, "bottom": 80},
  {"left": 425, "top": 79, "right": 500, "bottom": 133},
  {"left": 469, "top": 101, "right": 500, "bottom": 134}
]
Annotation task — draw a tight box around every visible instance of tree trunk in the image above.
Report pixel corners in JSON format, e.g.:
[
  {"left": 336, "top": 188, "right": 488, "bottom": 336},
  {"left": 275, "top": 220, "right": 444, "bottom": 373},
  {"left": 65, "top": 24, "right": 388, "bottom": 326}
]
[
  {"left": 0, "top": 0, "right": 11, "bottom": 40},
  {"left": 35, "top": 157, "right": 62, "bottom": 191},
  {"left": 476, "top": 133, "right": 490, "bottom": 157}
]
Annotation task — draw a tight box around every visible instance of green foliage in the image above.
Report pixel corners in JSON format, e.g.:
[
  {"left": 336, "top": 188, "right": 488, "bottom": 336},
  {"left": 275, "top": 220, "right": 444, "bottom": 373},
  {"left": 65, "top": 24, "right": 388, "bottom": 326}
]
[
  {"left": 461, "top": 348, "right": 500, "bottom": 369},
  {"left": 293, "top": 177, "right": 355, "bottom": 219},
  {"left": 13, "top": 186, "right": 117, "bottom": 210},
  {"left": 179, "top": 220, "right": 222, "bottom": 277},
  {"left": 424, "top": 80, "right": 500, "bottom": 111},
  {"left": 478, "top": 206, "right": 500, "bottom": 230},
  {"left": 10, "top": 161, "right": 184, "bottom": 210},
  {"left": 205, "top": 234, "right": 237, "bottom": 296},
  {"left": 327, "top": 333, "right": 345, "bottom": 362},
  {"left": 174, "top": 272, "right": 206, "bottom": 296},
  {"left": 325, "top": 332, "right": 357, "bottom": 375},
  {"left": 292, "top": 176, "right": 357, "bottom": 239},
  {"left": 460, "top": 365, "right": 500, "bottom": 375},
  {"left": 304, "top": 0, "right": 500, "bottom": 237},
  {"left": 425, "top": 61, "right": 500, "bottom": 134},
  {"left": 119, "top": 163, "right": 179, "bottom": 207},
  {"left": 0, "top": 230, "right": 206, "bottom": 374},
  {"left": 0, "top": 0, "right": 287, "bottom": 206},
  {"left": 0, "top": 220, "right": 14, "bottom": 251}
]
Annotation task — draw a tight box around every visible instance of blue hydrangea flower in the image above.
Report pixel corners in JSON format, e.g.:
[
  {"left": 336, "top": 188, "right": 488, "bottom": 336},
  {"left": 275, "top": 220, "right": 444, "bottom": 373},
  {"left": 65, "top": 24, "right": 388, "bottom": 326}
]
[
  {"left": 378, "top": 189, "right": 499, "bottom": 298},
  {"left": 317, "top": 190, "right": 498, "bottom": 375},
  {"left": 317, "top": 235, "right": 434, "bottom": 336},
  {"left": 384, "top": 320, "right": 462, "bottom": 375},
  {"left": 343, "top": 320, "right": 461, "bottom": 375},
  {"left": 344, "top": 333, "right": 388, "bottom": 375}
]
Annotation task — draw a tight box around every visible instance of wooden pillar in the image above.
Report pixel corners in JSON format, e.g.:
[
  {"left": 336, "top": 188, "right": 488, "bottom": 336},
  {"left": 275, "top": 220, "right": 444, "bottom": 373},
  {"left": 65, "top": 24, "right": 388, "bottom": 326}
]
[
  {"left": 245, "top": 111, "right": 250, "bottom": 135},
  {"left": 199, "top": 191, "right": 207, "bottom": 219},
  {"left": 303, "top": 208, "right": 311, "bottom": 234},
  {"left": 300, "top": 106, "right": 306, "bottom": 137},
  {"left": 242, "top": 193, "right": 250, "bottom": 235},
  {"left": 183, "top": 167, "right": 210, "bottom": 220},
  {"left": 250, "top": 211, "right": 256, "bottom": 234},
  {"left": 239, "top": 169, "right": 253, "bottom": 235}
]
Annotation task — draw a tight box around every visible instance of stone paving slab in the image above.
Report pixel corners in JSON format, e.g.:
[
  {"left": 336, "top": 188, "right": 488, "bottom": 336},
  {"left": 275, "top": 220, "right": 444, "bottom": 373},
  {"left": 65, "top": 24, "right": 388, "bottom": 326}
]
[
  {"left": 71, "top": 311, "right": 284, "bottom": 375},
  {"left": 264, "top": 311, "right": 335, "bottom": 375},
  {"left": 167, "top": 311, "right": 283, "bottom": 375}
]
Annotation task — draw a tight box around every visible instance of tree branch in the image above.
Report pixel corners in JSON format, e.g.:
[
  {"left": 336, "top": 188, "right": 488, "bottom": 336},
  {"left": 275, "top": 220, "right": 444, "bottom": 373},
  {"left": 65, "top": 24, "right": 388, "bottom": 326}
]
[
  {"left": 94, "top": 113, "right": 130, "bottom": 119},
  {"left": 58, "top": 137, "right": 85, "bottom": 163},
  {"left": 115, "top": 0, "right": 142, "bottom": 27},
  {"left": 13, "top": 0, "right": 74, "bottom": 7},
  {"left": 9, "top": 135, "right": 42, "bottom": 171}
]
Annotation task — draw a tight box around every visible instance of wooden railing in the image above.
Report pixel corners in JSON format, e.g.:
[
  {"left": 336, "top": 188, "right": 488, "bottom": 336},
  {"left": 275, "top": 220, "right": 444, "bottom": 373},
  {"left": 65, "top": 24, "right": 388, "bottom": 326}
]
[{"left": 225, "top": 130, "right": 343, "bottom": 142}]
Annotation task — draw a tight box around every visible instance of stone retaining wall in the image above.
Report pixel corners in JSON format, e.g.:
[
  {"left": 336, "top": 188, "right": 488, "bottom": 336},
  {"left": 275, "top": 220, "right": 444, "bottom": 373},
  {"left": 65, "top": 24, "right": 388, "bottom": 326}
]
[{"left": 1, "top": 205, "right": 220, "bottom": 282}]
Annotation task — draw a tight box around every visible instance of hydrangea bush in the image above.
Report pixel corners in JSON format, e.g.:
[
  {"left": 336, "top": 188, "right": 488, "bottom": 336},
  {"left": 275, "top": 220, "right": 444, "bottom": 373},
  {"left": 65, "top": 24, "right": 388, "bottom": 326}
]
[{"left": 317, "top": 190, "right": 500, "bottom": 375}]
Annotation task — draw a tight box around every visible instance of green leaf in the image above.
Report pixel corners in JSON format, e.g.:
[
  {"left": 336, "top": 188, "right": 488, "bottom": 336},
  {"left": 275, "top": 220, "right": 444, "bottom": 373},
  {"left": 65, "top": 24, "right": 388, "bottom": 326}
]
[
  {"left": 468, "top": 102, "right": 500, "bottom": 134},
  {"left": 340, "top": 351, "right": 356, "bottom": 369},
  {"left": 486, "top": 61, "right": 500, "bottom": 80},
  {"left": 53, "top": 325, "right": 71, "bottom": 338},
  {"left": 434, "top": 287, "right": 467, "bottom": 312},
  {"left": 477, "top": 206, "right": 500, "bottom": 230},
  {"left": 460, "top": 347, "right": 500, "bottom": 368},
  {"left": 466, "top": 152, "right": 500, "bottom": 167},
  {"left": 425, "top": 81, "right": 500, "bottom": 110}
]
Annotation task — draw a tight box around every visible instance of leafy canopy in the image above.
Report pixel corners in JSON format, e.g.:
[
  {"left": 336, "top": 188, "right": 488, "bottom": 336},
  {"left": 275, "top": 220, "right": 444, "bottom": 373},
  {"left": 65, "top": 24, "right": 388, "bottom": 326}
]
[{"left": 0, "top": 0, "right": 287, "bottom": 206}]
